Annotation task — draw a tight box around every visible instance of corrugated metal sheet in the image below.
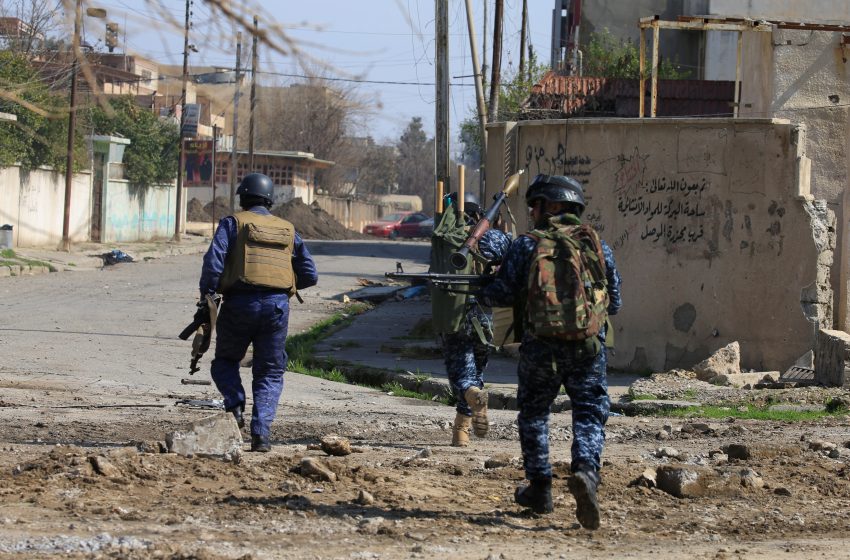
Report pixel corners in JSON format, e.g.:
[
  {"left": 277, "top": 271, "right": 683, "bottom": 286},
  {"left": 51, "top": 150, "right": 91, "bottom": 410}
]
[{"left": 522, "top": 72, "right": 735, "bottom": 119}]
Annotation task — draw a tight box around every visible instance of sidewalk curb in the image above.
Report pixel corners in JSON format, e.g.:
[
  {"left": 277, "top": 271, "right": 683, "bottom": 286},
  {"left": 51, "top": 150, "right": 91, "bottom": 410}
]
[{"left": 314, "top": 357, "right": 572, "bottom": 413}]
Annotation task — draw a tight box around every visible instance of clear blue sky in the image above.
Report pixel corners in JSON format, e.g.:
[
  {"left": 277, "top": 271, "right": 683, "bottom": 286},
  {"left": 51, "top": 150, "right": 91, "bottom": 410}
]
[{"left": 86, "top": 0, "right": 552, "bottom": 150}]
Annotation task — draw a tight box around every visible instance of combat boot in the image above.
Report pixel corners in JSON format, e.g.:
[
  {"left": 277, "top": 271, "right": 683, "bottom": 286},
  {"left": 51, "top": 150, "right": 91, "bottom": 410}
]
[
  {"left": 251, "top": 434, "right": 271, "bottom": 452},
  {"left": 451, "top": 413, "right": 472, "bottom": 447},
  {"left": 514, "top": 478, "right": 553, "bottom": 514},
  {"left": 226, "top": 403, "right": 245, "bottom": 429},
  {"left": 568, "top": 464, "right": 601, "bottom": 530},
  {"left": 463, "top": 387, "right": 489, "bottom": 437}
]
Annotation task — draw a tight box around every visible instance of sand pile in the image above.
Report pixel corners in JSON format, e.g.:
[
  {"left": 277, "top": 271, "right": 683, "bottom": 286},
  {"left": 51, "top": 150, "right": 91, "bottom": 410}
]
[{"left": 186, "top": 198, "right": 210, "bottom": 222}]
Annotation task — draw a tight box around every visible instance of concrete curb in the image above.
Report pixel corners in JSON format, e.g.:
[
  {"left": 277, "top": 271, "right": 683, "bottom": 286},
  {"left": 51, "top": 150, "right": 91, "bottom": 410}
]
[
  {"left": 316, "top": 357, "right": 573, "bottom": 413},
  {"left": 0, "top": 263, "right": 53, "bottom": 277}
]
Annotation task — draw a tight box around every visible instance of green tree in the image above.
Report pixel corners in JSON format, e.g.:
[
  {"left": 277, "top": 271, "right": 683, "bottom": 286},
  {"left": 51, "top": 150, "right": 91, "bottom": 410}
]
[
  {"left": 0, "top": 50, "right": 78, "bottom": 171},
  {"left": 87, "top": 96, "right": 179, "bottom": 186},
  {"left": 583, "top": 28, "right": 689, "bottom": 79},
  {"left": 459, "top": 57, "right": 549, "bottom": 167},
  {"left": 396, "top": 116, "right": 435, "bottom": 212}
]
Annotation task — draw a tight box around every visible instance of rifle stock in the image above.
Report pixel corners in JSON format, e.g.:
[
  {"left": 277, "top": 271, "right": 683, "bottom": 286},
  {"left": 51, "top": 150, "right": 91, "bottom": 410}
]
[{"left": 450, "top": 170, "right": 524, "bottom": 269}]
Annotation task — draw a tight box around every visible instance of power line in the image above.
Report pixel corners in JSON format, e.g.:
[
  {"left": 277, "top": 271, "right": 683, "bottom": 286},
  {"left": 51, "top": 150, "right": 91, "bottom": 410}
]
[{"left": 253, "top": 69, "right": 476, "bottom": 87}]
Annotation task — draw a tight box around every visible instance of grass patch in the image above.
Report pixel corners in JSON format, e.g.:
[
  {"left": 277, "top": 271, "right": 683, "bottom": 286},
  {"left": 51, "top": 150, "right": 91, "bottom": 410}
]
[
  {"left": 656, "top": 404, "right": 846, "bottom": 422},
  {"left": 286, "top": 303, "right": 370, "bottom": 365},
  {"left": 682, "top": 388, "right": 699, "bottom": 400},
  {"left": 284, "top": 303, "right": 456, "bottom": 406},
  {"left": 338, "top": 340, "right": 361, "bottom": 349},
  {"left": 381, "top": 381, "right": 436, "bottom": 401},
  {"left": 0, "top": 249, "right": 56, "bottom": 272},
  {"left": 627, "top": 387, "right": 658, "bottom": 401}
]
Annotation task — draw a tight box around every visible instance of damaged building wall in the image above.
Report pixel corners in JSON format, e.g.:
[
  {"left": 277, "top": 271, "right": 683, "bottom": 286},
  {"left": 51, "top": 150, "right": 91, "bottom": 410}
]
[{"left": 485, "top": 118, "right": 834, "bottom": 373}]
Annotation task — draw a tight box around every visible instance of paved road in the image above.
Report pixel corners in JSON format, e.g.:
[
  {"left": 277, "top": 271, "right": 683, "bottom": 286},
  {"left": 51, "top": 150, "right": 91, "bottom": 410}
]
[{"left": 0, "top": 239, "right": 429, "bottom": 398}]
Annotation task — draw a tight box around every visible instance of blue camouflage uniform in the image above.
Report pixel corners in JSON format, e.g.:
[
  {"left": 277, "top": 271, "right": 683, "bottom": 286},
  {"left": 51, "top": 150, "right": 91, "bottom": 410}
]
[
  {"left": 199, "top": 206, "right": 318, "bottom": 439},
  {"left": 442, "top": 228, "right": 511, "bottom": 416},
  {"left": 480, "top": 230, "right": 621, "bottom": 480}
]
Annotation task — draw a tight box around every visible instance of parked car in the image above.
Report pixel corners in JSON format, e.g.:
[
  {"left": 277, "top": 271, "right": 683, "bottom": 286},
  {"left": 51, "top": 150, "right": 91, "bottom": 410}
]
[
  {"left": 394, "top": 212, "right": 431, "bottom": 239},
  {"left": 416, "top": 217, "right": 434, "bottom": 237},
  {"left": 362, "top": 212, "right": 413, "bottom": 238}
]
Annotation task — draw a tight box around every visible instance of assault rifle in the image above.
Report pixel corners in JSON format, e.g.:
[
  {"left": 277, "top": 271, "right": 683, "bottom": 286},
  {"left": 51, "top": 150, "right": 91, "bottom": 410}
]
[
  {"left": 450, "top": 170, "right": 524, "bottom": 269},
  {"left": 385, "top": 264, "right": 492, "bottom": 294},
  {"left": 179, "top": 294, "right": 221, "bottom": 374}
]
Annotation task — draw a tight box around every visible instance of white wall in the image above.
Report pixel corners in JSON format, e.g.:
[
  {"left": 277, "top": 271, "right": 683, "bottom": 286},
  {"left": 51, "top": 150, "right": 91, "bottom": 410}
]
[{"left": 0, "top": 166, "right": 91, "bottom": 247}]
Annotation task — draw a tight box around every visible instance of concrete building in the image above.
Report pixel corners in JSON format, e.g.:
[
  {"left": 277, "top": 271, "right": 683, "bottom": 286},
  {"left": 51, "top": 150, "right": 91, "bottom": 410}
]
[
  {"left": 551, "top": 0, "right": 710, "bottom": 77},
  {"left": 185, "top": 149, "right": 333, "bottom": 207}
]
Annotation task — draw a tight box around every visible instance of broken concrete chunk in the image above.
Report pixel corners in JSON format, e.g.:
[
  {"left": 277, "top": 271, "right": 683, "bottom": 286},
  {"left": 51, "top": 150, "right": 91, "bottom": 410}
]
[
  {"left": 814, "top": 329, "right": 850, "bottom": 387},
  {"left": 655, "top": 446, "right": 680, "bottom": 459},
  {"left": 629, "top": 467, "right": 657, "bottom": 489},
  {"left": 165, "top": 413, "right": 243, "bottom": 461},
  {"left": 300, "top": 457, "right": 337, "bottom": 482},
  {"left": 739, "top": 468, "right": 764, "bottom": 489},
  {"left": 693, "top": 341, "right": 741, "bottom": 381},
  {"left": 89, "top": 456, "right": 121, "bottom": 478},
  {"left": 320, "top": 435, "right": 352, "bottom": 457},
  {"left": 484, "top": 455, "right": 513, "bottom": 469},
  {"left": 354, "top": 489, "right": 375, "bottom": 506},
  {"left": 656, "top": 466, "right": 704, "bottom": 498},
  {"left": 723, "top": 443, "right": 752, "bottom": 461},
  {"left": 809, "top": 440, "right": 837, "bottom": 452}
]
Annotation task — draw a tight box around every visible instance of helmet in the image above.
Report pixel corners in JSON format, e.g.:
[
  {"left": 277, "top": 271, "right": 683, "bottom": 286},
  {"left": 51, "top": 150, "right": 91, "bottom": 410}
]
[
  {"left": 236, "top": 173, "right": 274, "bottom": 204},
  {"left": 525, "top": 174, "right": 585, "bottom": 213},
  {"left": 445, "top": 191, "right": 481, "bottom": 216}
]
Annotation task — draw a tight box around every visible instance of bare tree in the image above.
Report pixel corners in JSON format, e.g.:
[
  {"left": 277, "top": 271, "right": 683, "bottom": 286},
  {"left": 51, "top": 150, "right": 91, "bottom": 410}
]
[{"left": 0, "top": 0, "right": 62, "bottom": 57}]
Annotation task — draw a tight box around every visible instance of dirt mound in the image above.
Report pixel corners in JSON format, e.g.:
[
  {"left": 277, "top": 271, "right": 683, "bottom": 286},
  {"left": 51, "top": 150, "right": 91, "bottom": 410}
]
[
  {"left": 203, "top": 197, "right": 232, "bottom": 222},
  {"left": 271, "top": 198, "right": 366, "bottom": 240},
  {"left": 186, "top": 198, "right": 209, "bottom": 222}
]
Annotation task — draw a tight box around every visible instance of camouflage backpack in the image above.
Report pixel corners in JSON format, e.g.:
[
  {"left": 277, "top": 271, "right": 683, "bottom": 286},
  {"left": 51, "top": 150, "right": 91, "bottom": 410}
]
[{"left": 525, "top": 215, "right": 609, "bottom": 341}]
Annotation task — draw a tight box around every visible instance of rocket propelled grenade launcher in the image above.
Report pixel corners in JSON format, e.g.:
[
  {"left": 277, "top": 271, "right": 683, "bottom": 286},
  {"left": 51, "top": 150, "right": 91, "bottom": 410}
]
[{"left": 450, "top": 170, "right": 524, "bottom": 269}]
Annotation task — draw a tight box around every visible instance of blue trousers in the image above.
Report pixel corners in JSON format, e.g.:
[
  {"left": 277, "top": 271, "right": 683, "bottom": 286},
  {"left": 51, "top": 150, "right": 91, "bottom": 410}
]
[
  {"left": 440, "top": 305, "right": 492, "bottom": 415},
  {"left": 516, "top": 336, "right": 609, "bottom": 480},
  {"left": 210, "top": 292, "right": 289, "bottom": 438}
]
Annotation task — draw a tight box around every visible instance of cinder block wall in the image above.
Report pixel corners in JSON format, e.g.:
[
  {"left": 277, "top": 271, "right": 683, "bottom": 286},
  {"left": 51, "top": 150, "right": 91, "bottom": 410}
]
[{"left": 486, "top": 118, "right": 833, "bottom": 373}]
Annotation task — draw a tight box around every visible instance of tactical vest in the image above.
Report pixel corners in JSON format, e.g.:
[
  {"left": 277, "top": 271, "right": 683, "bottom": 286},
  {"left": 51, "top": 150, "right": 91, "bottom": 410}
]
[
  {"left": 430, "top": 208, "right": 486, "bottom": 336},
  {"left": 218, "top": 211, "right": 296, "bottom": 295}
]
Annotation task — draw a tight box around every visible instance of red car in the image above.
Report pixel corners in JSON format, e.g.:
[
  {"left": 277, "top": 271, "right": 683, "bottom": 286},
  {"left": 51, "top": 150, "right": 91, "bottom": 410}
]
[{"left": 363, "top": 212, "right": 430, "bottom": 239}]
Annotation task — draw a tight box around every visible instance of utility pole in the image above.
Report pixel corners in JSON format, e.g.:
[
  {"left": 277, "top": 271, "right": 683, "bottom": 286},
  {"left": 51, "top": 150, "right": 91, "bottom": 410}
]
[
  {"left": 435, "top": 0, "right": 450, "bottom": 198},
  {"left": 488, "top": 0, "right": 504, "bottom": 123},
  {"left": 173, "top": 0, "right": 191, "bottom": 242},
  {"left": 482, "top": 0, "right": 488, "bottom": 81},
  {"left": 519, "top": 0, "right": 528, "bottom": 81},
  {"left": 229, "top": 31, "right": 242, "bottom": 212},
  {"left": 464, "top": 0, "right": 488, "bottom": 200},
  {"left": 211, "top": 124, "right": 218, "bottom": 231},
  {"left": 248, "top": 15, "right": 258, "bottom": 170},
  {"left": 61, "top": 0, "right": 82, "bottom": 252}
]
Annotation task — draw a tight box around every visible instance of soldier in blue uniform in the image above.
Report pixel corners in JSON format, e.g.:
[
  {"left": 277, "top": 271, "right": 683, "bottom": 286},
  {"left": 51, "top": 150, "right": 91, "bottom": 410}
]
[
  {"left": 199, "top": 173, "right": 318, "bottom": 452},
  {"left": 436, "top": 192, "right": 511, "bottom": 446},
  {"left": 479, "top": 174, "right": 621, "bottom": 529}
]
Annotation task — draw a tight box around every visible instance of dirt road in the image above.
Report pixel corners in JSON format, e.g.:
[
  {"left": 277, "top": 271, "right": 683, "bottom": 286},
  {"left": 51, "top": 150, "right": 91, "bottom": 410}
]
[{"left": 1, "top": 243, "right": 850, "bottom": 559}]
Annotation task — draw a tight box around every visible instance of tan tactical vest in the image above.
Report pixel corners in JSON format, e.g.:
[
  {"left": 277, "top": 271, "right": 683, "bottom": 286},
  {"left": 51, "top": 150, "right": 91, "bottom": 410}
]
[{"left": 218, "top": 211, "right": 296, "bottom": 295}]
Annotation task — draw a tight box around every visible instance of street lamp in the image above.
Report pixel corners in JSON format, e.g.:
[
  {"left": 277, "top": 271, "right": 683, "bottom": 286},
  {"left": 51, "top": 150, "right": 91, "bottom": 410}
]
[{"left": 61, "top": 1, "right": 106, "bottom": 252}]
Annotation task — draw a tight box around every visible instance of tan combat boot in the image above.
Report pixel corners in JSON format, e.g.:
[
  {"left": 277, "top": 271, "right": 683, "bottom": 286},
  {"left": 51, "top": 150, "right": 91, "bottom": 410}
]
[
  {"left": 452, "top": 413, "right": 472, "bottom": 447},
  {"left": 464, "top": 387, "right": 489, "bottom": 437}
]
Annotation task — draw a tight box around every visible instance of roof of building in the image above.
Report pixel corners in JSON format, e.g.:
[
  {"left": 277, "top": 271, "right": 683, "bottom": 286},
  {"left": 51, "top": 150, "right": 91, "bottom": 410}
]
[
  {"left": 522, "top": 71, "right": 735, "bottom": 119},
  {"left": 224, "top": 149, "right": 334, "bottom": 168}
]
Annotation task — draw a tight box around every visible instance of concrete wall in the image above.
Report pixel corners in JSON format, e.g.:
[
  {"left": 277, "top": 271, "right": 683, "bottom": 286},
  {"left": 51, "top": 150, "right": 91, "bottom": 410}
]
[
  {"left": 486, "top": 118, "right": 833, "bottom": 373},
  {"left": 102, "top": 179, "right": 176, "bottom": 243},
  {"left": 0, "top": 166, "right": 91, "bottom": 247}
]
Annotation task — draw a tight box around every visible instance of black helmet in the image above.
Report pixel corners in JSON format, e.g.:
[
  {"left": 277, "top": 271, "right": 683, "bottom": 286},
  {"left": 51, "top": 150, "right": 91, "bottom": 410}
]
[
  {"left": 526, "top": 174, "right": 585, "bottom": 213},
  {"left": 236, "top": 173, "right": 274, "bottom": 204},
  {"left": 445, "top": 191, "right": 481, "bottom": 216}
]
